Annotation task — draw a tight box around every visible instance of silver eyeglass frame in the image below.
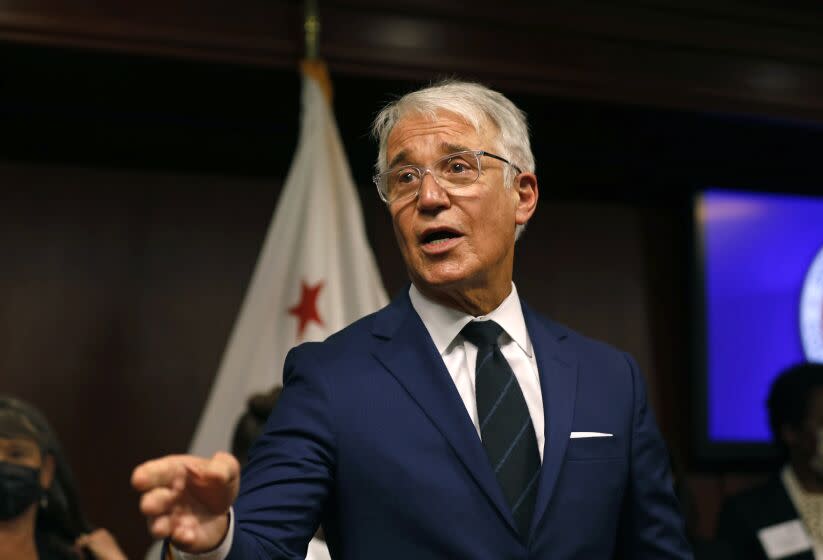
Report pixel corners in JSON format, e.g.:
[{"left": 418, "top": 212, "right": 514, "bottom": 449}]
[{"left": 372, "top": 149, "right": 522, "bottom": 205}]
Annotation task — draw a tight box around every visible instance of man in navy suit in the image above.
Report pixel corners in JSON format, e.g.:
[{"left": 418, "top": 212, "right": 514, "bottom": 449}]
[{"left": 132, "top": 80, "right": 692, "bottom": 559}]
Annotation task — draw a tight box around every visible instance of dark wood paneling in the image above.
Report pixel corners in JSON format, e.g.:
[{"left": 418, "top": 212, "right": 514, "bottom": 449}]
[
  {"left": 0, "top": 164, "right": 281, "bottom": 557},
  {"left": 2, "top": 43, "right": 821, "bottom": 197},
  {"left": 2, "top": 1, "right": 823, "bottom": 121}
]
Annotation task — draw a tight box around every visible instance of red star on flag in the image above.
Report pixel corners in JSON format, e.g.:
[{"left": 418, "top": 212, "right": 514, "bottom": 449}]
[{"left": 288, "top": 280, "right": 325, "bottom": 340}]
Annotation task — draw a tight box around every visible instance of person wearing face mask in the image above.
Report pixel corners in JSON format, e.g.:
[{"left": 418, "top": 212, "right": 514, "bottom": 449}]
[
  {"left": 0, "top": 395, "right": 127, "bottom": 560},
  {"left": 717, "top": 362, "right": 823, "bottom": 560}
]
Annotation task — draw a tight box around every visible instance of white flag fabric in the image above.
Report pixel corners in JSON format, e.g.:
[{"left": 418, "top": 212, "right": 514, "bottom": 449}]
[{"left": 189, "top": 64, "right": 388, "bottom": 458}]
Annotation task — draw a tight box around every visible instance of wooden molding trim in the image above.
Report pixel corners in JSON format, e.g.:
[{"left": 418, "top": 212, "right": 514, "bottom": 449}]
[{"left": 1, "top": 1, "right": 823, "bottom": 122}]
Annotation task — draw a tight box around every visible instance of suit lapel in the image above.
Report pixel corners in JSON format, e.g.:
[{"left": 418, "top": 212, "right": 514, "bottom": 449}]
[
  {"left": 522, "top": 302, "right": 579, "bottom": 539},
  {"left": 371, "top": 291, "right": 519, "bottom": 535}
]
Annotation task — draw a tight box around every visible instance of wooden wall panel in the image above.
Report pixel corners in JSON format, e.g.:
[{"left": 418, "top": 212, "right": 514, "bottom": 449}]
[
  {"left": 0, "top": 163, "right": 280, "bottom": 556},
  {"left": 0, "top": 1, "right": 823, "bottom": 121}
]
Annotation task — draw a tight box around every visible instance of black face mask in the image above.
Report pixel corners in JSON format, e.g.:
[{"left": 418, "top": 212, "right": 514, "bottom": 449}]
[{"left": 0, "top": 461, "right": 42, "bottom": 520}]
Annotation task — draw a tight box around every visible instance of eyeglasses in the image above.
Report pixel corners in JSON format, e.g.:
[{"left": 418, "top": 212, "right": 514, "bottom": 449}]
[{"left": 373, "top": 150, "right": 521, "bottom": 204}]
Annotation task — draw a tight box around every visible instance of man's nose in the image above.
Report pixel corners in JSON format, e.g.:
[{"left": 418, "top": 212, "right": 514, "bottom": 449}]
[{"left": 416, "top": 170, "right": 450, "bottom": 210}]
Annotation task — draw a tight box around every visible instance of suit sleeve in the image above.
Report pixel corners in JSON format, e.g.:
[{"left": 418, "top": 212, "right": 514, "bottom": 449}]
[
  {"left": 617, "top": 353, "right": 694, "bottom": 559},
  {"left": 226, "top": 344, "right": 336, "bottom": 560}
]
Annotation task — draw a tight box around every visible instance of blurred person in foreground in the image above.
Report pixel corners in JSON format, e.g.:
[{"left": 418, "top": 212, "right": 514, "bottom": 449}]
[
  {"left": 132, "top": 79, "right": 692, "bottom": 559},
  {"left": 717, "top": 362, "right": 823, "bottom": 559},
  {"left": 0, "top": 395, "right": 126, "bottom": 560}
]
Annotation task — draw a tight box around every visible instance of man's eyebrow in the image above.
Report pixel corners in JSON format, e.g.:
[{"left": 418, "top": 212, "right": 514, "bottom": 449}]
[
  {"left": 441, "top": 142, "right": 471, "bottom": 154},
  {"left": 387, "top": 143, "right": 473, "bottom": 169},
  {"left": 388, "top": 150, "right": 410, "bottom": 170}
]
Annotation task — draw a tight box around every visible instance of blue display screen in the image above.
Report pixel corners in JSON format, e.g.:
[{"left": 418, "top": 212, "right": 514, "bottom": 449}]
[{"left": 699, "top": 189, "right": 823, "bottom": 443}]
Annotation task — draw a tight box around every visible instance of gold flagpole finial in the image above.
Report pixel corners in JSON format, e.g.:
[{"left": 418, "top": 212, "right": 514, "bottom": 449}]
[
  {"left": 304, "top": 0, "right": 320, "bottom": 61},
  {"left": 301, "top": 0, "right": 332, "bottom": 103}
]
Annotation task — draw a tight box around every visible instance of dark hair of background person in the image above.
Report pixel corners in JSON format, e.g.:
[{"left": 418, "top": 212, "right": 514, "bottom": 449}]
[
  {"left": 0, "top": 395, "right": 93, "bottom": 558},
  {"left": 229, "top": 384, "right": 328, "bottom": 545},
  {"left": 766, "top": 362, "right": 823, "bottom": 458},
  {"left": 231, "top": 386, "right": 283, "bottom": 466}
]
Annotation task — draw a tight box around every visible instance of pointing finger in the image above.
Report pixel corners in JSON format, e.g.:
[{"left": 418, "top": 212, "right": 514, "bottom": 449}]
[
  {"left": 187, "top": 452, "right": 240, "bottom": 487},
  {"left": 132, "top": 455, "right": 206, "bottom": 491}
]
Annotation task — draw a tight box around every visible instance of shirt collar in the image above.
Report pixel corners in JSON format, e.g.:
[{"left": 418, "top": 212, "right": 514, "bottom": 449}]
[{"left": 408, "top": 282, "right": 532, "bottom": 358}]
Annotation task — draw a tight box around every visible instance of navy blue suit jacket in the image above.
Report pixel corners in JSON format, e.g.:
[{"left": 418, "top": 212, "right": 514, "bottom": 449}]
[{"left": 228, "top": 290, "right": 692, "bottom": 559}]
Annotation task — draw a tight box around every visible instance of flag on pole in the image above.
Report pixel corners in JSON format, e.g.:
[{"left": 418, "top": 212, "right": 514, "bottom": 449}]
[{"left": 189, "top": 61, "right": 388, "bottom": 458}]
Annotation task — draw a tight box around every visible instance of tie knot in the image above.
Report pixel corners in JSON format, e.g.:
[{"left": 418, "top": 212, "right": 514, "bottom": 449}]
[{"left": 460, "top": 320, "right": 504, "bottom": 349}]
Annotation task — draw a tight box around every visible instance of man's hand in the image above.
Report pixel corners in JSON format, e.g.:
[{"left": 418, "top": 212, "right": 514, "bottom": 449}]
[{"left": 131, "top": 452, "right": 240, "bottom": 554}]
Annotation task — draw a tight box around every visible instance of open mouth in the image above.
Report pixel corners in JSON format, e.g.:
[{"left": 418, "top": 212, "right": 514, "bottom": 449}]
[{"left": 421, "top": 229, "right": 462, "bottom": 246}]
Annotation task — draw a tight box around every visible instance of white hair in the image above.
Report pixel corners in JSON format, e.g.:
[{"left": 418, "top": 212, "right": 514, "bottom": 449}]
[{"left": 371, "top": 79, "right": 535, "bottom": 238}]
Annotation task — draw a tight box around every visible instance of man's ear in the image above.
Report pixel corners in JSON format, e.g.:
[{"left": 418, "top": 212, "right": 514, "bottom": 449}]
[
  {"left": 514, "top": 172, "right": 538, "bottom": 226},
  {"left": 39, "top": 453, "right": 55, "bottom": 490}
]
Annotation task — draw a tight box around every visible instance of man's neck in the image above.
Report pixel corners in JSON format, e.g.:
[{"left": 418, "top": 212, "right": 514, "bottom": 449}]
[
  {"left": 0, "top": 508, "right": 39, "bottom": 560},
  {"left": 416, "top": 281, "right": 513, "bottom": 317}
]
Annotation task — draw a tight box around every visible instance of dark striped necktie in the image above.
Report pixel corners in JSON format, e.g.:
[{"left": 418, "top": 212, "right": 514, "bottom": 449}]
[{"left": 461, "top": 319, "right": 541, "bottom": 538}]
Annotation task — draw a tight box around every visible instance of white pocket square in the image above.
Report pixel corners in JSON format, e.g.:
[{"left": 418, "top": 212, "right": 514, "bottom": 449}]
[{"left": 569, "top": 431, "right": 613, "bottom": 439}]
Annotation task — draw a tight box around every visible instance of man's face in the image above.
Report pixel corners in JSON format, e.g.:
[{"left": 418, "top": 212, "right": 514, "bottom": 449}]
[{"left": 385, "top": 111, "right": 537, "bottom": 302}]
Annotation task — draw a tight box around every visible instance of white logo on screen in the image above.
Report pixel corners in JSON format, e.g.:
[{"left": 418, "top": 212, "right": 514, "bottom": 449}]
[{"left": 801, "top": 245, "right": 823, "bottom": 363}]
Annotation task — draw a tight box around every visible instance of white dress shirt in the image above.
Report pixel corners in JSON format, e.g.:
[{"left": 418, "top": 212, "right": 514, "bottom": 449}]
[
  {"left": 175, "top": 520, "right": 330, "bottom": 560},
  {"left": 408, "top": 282, "right": 544, "bottom": 460},
  {"left": 176, "top": 282, "right": 543, "bottom": 559}
]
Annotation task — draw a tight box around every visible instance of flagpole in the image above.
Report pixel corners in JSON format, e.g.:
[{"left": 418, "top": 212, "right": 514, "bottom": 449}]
[
  {"left": 301, "top": 0, "right": 332, "bottom": 104},
  {"left": 304, "top": 0, "right": 320, "bottom": 61}
]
